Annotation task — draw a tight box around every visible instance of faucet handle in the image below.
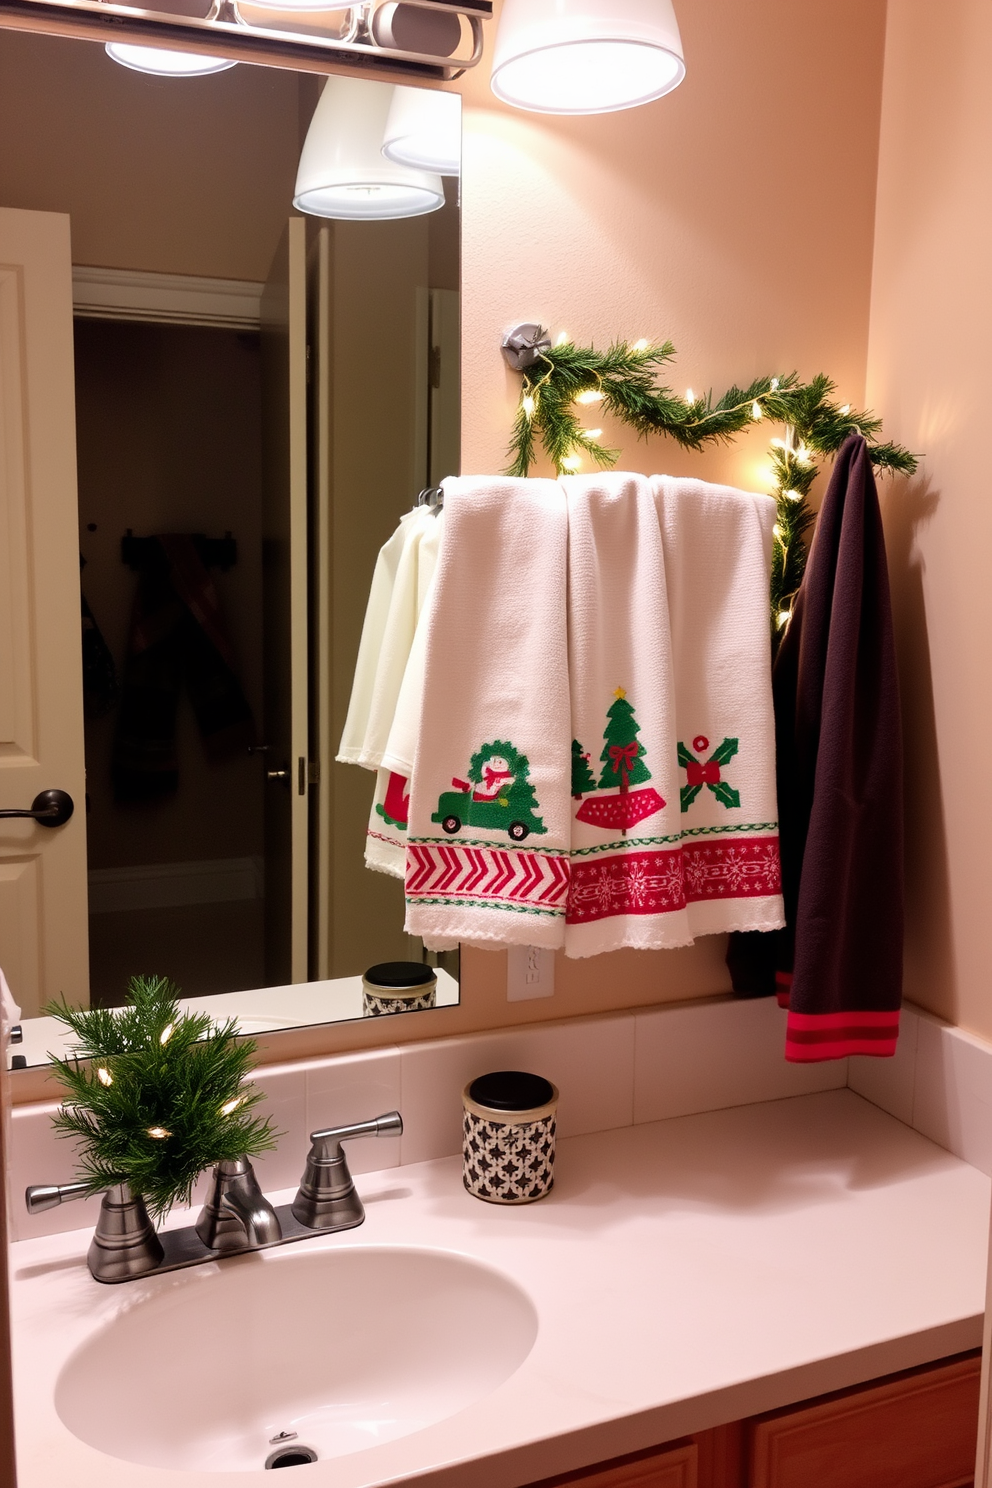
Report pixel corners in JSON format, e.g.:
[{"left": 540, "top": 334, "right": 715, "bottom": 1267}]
[
  {"left": 292, "top": 1110, "right": 403, "bottom": 1231},
  {"left": 309, "top": 1110, "right": 403, "bottom": 1152},
  {"left": 25, "top": 1181, "right": 91, "bottom": 1214}
]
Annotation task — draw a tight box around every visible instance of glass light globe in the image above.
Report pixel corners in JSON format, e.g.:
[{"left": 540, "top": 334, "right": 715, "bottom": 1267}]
[
  {"left": 105, "top": 42, "right": 236, "bottom": 75},
  {"left": 382, "top": 87, "right": 461, "bottom": 177},
  {"left": 491, "top": 0, "right": 685, "bottom": 115},
  {"left": 295, "top": 76, "right": 445, "bottom": 221}
]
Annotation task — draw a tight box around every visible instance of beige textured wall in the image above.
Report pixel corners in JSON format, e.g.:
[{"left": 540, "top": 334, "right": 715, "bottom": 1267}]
[
  {"left": 455, "top": 0, "right": 889, "bottom": 1020},
  {"left": 867, "top": 0, "right": 992, "bottom": 1037}
]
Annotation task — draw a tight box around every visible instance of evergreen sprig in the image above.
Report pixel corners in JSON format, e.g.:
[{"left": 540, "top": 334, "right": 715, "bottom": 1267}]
[
  {"left": 46, "top": 974, "right": 278, "bottom": 1221},
  {"left": 505, "top": 339, "right": 919, "bottom": 634}
]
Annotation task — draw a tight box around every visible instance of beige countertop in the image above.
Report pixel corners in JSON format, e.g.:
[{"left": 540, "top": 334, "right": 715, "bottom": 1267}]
[{"left": 10, "top": 1089, "right": 990, "bottom": 1487}]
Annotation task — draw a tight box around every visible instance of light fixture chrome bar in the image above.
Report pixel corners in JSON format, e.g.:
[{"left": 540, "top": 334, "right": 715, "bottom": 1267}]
[{"left": 0, "top": 0, "right": 490, "bottom": 79}]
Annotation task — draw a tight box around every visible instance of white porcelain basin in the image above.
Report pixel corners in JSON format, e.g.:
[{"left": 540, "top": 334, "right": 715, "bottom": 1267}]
[{"left": 55, "top": 1245, "right": 538, "bottom": 1473}]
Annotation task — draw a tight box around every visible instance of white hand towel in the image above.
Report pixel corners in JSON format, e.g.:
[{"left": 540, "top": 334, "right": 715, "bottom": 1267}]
[
  {"left": 652, "top": 475, "right": 785, "bottom": 936},
  {"left": 404, "top": 476, "right": 571, "bottom": 951},
  {"left": 564, "top": 473, "right": 690, "bottom": 956},
  {"left": 363, "top": 514, "right": 446, "bottom": 878},
  {"left": 337, "top": 506, "right": 440, "bottom": 769}
]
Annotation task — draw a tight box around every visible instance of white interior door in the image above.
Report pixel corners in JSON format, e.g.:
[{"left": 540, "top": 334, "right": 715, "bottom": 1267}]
[
  {"left": 261, "top": 218, "right": 309, "bottom": 985},
  {"left": 0, "top": 207, "right": 88, "bottom": 1019}
]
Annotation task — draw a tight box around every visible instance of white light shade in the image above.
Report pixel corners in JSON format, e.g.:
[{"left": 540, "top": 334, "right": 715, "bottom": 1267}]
[
  {"left": 490, "top": 0, "right": 685, "bottom": 115},
  {"left": 382, "top": 87, "right": 461, "bottom": 176},
  {"left": 294, "top": 76, "right": 445, "bottom": 220},
  {"left": 105, "top": 41, "right": 236, "bottom": 75}
]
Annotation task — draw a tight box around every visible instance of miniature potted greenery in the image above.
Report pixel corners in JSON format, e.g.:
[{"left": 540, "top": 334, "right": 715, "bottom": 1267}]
[{"left": 46, "top": 974, "right": 277, "bottom": 1221}]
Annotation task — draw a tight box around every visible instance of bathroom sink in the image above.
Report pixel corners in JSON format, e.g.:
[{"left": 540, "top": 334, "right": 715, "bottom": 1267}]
[{"left": 55, "top": 1245, "right": 538, "bottom": 1473}]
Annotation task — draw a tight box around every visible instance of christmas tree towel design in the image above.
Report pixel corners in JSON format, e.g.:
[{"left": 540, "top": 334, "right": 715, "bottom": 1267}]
[
  {"left": 575, "top": 688, "right": 666, "bottom": 835},
  {"left": 564, "top": 473, "right": 691, "bottom": 956}
]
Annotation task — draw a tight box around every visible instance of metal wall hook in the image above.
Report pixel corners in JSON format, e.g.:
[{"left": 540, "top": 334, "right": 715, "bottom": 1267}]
[{"left": 501, "top": 323, "right": 552, "bottom": 372}]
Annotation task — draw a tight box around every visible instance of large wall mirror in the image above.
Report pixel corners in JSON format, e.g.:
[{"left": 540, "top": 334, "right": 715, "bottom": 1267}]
[{"left": 0, "top": 30, "right": 461, "bottom": 1065}]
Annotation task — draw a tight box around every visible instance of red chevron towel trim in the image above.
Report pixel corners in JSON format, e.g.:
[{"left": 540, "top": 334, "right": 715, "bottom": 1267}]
[
  {"left": 785, "top": 1008, "right": 900, "bottom": 1062},
  {"left": 567, "top": 836, "right": 781, "bottom": 924},
  {"left": 405, "top": 843, "right": 570, "bottom": 917}
]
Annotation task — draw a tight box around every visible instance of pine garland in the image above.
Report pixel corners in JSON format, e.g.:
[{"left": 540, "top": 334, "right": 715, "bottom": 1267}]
[
  {"left": 505, "top": 339, "right": 918, "bottom": 632},
  {"left": 46, "top": 975, "right": 278, "bottom": 1221}
]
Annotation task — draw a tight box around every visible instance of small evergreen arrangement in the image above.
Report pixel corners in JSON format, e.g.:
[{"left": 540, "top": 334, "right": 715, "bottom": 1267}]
[
  {"left": 505, "top": 337, "right": 919, "bottom": 632},
  {"left": 46, "top": 974, "right": 278, "bottom": 1221}
]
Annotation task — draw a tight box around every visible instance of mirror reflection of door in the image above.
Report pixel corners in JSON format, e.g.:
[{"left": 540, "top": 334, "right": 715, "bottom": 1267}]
[{"left": 0, "top": 35, "right": 461, "bottom": 1028}]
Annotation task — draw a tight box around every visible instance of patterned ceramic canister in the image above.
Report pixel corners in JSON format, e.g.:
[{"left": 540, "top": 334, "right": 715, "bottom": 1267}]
[
  {"left": 462, "top": 1070, "right": 558, "bottom": 1205},
  {"left": 362, "top": 961, "right": 437, "bottom": 1018}
]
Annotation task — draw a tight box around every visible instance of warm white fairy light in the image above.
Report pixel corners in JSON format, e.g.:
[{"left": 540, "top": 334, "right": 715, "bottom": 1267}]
[
  {"left": 771, "top": 437, "right": 787, "bottom": 450},
  {"left": 773, "top": 523, "right": 785, "bottom": 543},
  {"left": 575, "top": 389, "right": 603, "bottom": 405},
  {"left": 784, "top": 489, "right": 802, "bottom": 502},
  {"left": 556, "top": 330, "right": 570, "bottom": 347},
  {"left": 771, "top": 378, "right": 780, "bottom": 391},
  {"left": 777, "top": 609, "right": 792, "bottom": 628},
  {"left": 751, "top": 401, "right": 763, "bottom": 419},
  {"left": 685, "top": 388, "right": 695, "bottom": 403},
  {"left": 632, "top": 338, "right": 650, "bottom": 352},
  {"left": 522, "top": 394, "right": 536, "bottom": 418},
  {"left": 840, "top": 403, "right": 851, "bottom": 415},
  {"left": 220, "top": 1096, "right": 244, "bottom": 1117},
  {"left": 97, "top": 1067, "right": 113, "bottom": 1088},
  {"left": 794, "top": 444, "right": 813, "bottom": 466},
  {"left": 562, "top": 455, "right": 582, "bottom": 472},
  {"left": 147, "top": 1126, "right": 171, "bottom": 1140},
  {"left": 159, "top": 1023, "right": 174, "bottom": 1046},
  {"left": 583, "top": 428, "right": 603, "bottom": 440}
]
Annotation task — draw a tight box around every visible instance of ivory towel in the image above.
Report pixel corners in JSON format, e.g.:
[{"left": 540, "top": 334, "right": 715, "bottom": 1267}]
[
  {"left": 652, "top": 476, "right": 785, "bottom": 938},
  {"left": 337, "top": 506, "right": 441, "bottom": 769},
  {"left": 404, "top": 476, "right": 571, "bottom": 951},
  {"left": 366, "top": 564, "right": 440, "bottom": 878},
  {"left": 564, "top": 473, "right": 688, "bottom": 957}
]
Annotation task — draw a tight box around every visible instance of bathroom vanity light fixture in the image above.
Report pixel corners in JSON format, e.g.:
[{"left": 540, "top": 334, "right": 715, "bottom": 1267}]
[
  {"left": 295, "top": 75, "right": 445, "bottom": 220},
  {"left": 490, "top": 0, "right": 685, "bottom": 115},
  {"left": 382, "top": 86, "right": 461, "bottom": 176}
]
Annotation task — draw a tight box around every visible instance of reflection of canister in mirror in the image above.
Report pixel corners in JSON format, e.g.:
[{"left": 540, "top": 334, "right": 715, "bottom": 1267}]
[
  {"left": 462, "top": 1071, "right": 558, "bottom": 1205},
  {"left": 362, "top": 961, "right": 437, "bottom": 1018}
]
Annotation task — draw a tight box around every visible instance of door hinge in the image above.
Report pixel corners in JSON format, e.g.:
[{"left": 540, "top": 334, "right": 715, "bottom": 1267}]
[{"left": 298, "top": 756, "right": 306, "bottom": 796}]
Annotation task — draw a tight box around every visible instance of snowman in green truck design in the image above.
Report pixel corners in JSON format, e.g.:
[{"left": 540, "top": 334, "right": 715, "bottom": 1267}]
[{"left": 432, "top": 741, "right": 547, "bottom": 842}]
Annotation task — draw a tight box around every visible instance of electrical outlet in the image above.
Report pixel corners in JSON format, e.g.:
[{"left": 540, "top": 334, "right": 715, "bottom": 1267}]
[{"left": 506, "top": 945, "right": 555, "bottom": 1002}]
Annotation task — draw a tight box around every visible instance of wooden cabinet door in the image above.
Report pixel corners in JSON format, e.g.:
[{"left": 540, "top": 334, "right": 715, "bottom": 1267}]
[
  {"left": 748, "top": 1353, "right": 981, "bottom": 1488},
  {"left": 531, "top": 1442, "right": 697, "bottom": 1488}
]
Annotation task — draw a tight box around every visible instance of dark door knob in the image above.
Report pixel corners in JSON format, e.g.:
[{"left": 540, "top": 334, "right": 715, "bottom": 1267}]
[{"left": 0, "top": 789, "right": 74, "bottom": 828}]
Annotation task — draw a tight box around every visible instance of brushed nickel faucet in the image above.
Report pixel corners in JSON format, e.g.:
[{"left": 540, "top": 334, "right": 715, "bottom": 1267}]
[{"left": 25, "top": 1108, "right": 403, "bottom": 1284}]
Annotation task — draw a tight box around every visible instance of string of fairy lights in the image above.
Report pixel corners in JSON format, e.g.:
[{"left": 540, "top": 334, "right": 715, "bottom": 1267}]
[{"left": 505, "top": 336, "right": 917, "bottom": 634}]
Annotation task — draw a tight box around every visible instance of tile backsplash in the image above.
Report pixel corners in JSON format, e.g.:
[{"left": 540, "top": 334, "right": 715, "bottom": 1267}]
[{"left": 8, "top": 995, "right": 985, "bottom": 1243}]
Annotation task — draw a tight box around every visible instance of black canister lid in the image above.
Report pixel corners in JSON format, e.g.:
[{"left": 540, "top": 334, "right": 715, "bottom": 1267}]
[
  {"left": 468, "top": 1070, "right": 555, "bottom": 1112},
  {"left": 364, "top": 961, "right": 437, "bottom": 989}
]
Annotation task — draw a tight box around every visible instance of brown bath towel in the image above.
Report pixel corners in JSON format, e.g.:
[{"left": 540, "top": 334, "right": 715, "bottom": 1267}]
[{"left": 728, "top": 434, "right": 904, "bottom": 1060}]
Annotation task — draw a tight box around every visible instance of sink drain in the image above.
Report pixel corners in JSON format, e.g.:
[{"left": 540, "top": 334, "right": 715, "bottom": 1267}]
[{"left": 265, "top": 1446, "right": 318, "bottom": 1469}]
